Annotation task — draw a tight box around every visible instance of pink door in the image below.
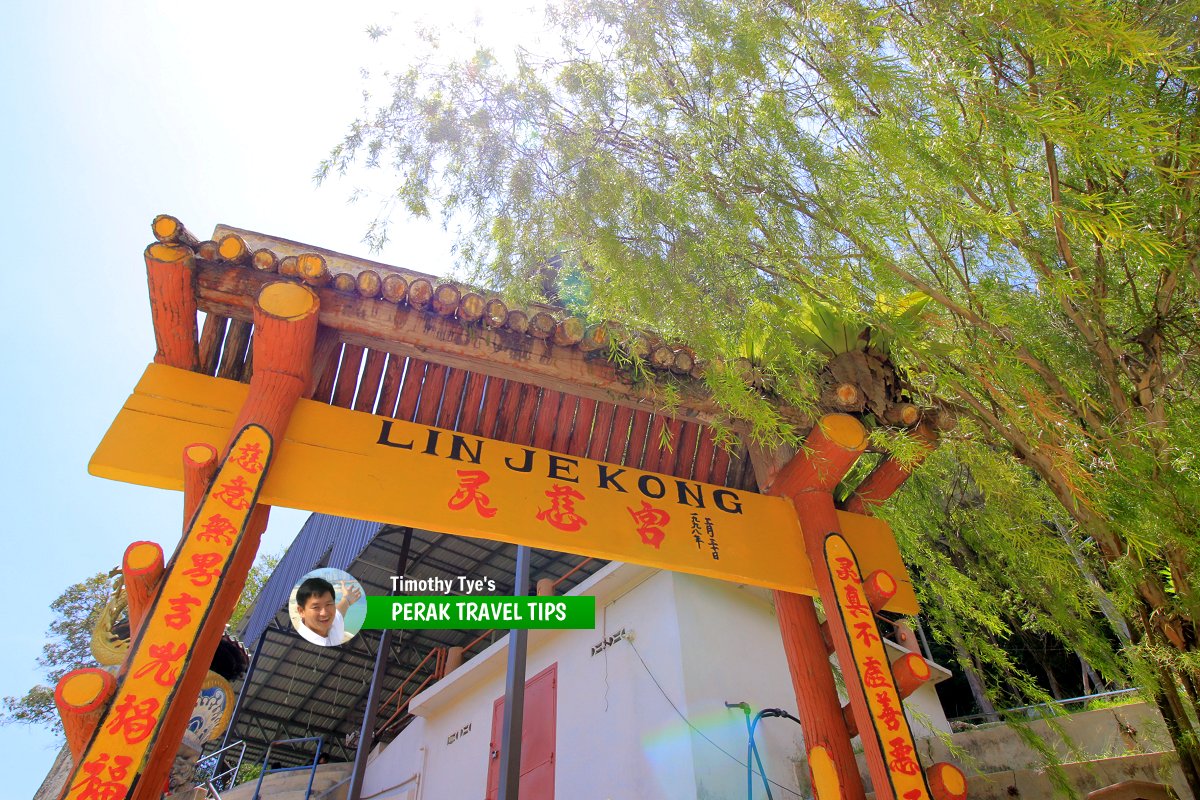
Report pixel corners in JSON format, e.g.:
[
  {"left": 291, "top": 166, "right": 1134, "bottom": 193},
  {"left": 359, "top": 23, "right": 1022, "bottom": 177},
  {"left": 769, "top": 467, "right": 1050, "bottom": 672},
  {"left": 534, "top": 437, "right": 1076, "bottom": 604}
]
[{"left": 485, "top": 663, "right": 557, "bottom": 800}]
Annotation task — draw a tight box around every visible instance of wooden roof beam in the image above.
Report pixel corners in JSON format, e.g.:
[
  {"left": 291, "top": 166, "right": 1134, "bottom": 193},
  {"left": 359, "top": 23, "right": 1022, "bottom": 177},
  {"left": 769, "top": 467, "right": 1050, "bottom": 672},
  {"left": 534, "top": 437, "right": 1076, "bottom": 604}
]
[{"left": 195, "top": 261, "right": 789, "bottom": 427}]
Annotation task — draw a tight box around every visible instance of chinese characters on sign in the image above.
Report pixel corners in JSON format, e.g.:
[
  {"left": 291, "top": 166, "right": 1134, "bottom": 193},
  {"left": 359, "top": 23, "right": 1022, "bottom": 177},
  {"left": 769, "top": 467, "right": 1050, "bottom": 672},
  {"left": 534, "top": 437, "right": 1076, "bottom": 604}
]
[
  {"left": 71, "top": 753, "right": 132, "bottom": 800},
  {"left": 537, "top": 484, "right": 588, "bottom": 531},
  {"left": 627, "top": 501, "right": 669, "bottom": 548},
  {"left": 63, "top": 425, "right": 273, "bottom": 800},
  {"left": 447, "top": 469, "right": 499, "bottom": 518},
  {"left": 823, "top": 533, "right": 930, "bottom": 800}
]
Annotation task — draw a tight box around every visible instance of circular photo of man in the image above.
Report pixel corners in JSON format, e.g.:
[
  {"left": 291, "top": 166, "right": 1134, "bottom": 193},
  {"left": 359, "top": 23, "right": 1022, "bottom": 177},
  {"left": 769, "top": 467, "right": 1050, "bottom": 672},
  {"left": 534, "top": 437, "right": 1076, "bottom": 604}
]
[{"left": 289, "top": 568, "right": 366, "bottom": 647}]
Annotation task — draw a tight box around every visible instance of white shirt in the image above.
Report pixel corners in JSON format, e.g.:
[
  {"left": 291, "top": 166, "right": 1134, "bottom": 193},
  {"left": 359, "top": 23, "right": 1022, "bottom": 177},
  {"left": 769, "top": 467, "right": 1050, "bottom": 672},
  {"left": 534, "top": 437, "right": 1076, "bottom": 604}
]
[{"left": 298, "top": 609, "right": 346, "bottom": 647}]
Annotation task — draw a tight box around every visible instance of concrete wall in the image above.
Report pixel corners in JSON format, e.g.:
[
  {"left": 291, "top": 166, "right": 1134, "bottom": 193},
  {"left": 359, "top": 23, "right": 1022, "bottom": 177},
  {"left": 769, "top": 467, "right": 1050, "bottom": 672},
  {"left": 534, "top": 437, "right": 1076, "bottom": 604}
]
[
  {"left": 359, "top": 563, "right": 955, "bottom": 800},
  {"left": 922, "top": 702, "right": 1175, "bottom": 774},
  {"left": 920, "top": 703, "right": 1189, "bottom": 800},
  {"left": 672, "top": 573, "right": 805, "bottom": 799},
  {"left": 362, "top": 565, "right": 702, "bottom": 799}
]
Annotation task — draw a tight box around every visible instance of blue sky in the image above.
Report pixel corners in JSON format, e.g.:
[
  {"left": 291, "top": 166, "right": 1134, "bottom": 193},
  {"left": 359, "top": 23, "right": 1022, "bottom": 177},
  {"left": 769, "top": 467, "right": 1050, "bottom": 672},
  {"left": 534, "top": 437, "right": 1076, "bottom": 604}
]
[{"left": 0, "top": 1, "right": 542, "bottom": 793}]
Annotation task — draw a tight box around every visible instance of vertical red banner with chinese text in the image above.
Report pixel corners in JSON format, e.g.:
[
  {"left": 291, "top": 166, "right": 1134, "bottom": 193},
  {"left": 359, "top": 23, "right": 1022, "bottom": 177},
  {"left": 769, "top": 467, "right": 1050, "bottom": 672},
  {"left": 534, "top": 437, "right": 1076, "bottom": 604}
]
[
  {"left": 824, "top": 533, "right": 932, "bottom": 800},
  {"left": 63, "top": 425, "right": 272, "bottom": 800}
]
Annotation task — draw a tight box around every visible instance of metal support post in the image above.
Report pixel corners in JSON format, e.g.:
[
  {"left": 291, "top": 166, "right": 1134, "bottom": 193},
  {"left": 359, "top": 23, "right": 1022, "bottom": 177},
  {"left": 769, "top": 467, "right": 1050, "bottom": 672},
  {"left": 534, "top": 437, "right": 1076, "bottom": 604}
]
[
  {"left": 347, "top": 529, "right": 413, "bottom": 800},
  {"left": 497, "top": 545, "right": 531, "bottom": 800},
  {"left": 221, "top": 630, "right": 268, "bottom": 751}
]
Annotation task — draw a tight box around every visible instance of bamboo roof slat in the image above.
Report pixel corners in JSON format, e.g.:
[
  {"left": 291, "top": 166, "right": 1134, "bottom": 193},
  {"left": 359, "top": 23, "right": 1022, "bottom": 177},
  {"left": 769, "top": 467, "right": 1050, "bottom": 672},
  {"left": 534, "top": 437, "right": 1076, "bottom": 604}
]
[
  {"left": 692, "top": 426, "right": 717, "bottom": 483},
  {"left": 353, "top": 349, "right": 388, "bottom": 413},
  {"left": 585, "top": 402, "right": 616, "bottom": 462},
  {"left": 394, "top": 358, "right": 426, "bottom": 423},
  {"left": 568, "top": 397, "right": 597, "bottom": 457},
  {"left": 550, "top": 394, "right": 576, "bottom": 455},
  {"left": 456, "top": 371, "right": 487, "bottom": 437},
  {"left": 198, "top": 313, "right": 227, "bottom": 377},
  {"left": 217, "top": 319, "right": 251, "bottom": 381},
  {"left": 477, "top": 378, "right": 507, "bottom": 440},
  {"left": 377, "top": 353, "right": 404, "bottom": 417},
  {"left": 505, "top": 384, "right": 540, "bottom": 444},
  {"left": 626, "top": 410, "right": 653, "bottom": 470},
  {"left": 642, "top": 414, "right": 670, "bottom": 474},
  {"left": 710, "top": 440, "right": 733, "bottom": 487},
  {"left": 656, "top": 418, "right": 686, "bottom": 477},
  {"left": 672, "top": 421, "right": 701, "bottom": 480},
  {"left": 435, "top": 365, "right": 469, "bottom": 430},
  {"left": 538, "top": 390, "right": 568, "bottom": 452},
  {"left": 414, "top": 363, "right": 449, "bottom": 426},
  {"left": 332, "top": 344, "right": 365, "bottom": 408},
  {"left": 602, "top": 406, "right": 634, "bottom": 463},
  {"left": 311, "top": 343, "right": 342, "bottom": 404}
]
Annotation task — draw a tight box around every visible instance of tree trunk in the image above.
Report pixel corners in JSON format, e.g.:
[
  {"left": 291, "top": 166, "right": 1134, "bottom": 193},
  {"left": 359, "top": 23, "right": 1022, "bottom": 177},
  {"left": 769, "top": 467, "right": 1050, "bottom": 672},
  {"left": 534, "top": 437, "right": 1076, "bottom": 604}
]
[
  {"left": 1154, "top": 664, "right": 1200, "bottom": 791},
  {"left": 952, "top": 640, "right": 998, "bottom": 723}
]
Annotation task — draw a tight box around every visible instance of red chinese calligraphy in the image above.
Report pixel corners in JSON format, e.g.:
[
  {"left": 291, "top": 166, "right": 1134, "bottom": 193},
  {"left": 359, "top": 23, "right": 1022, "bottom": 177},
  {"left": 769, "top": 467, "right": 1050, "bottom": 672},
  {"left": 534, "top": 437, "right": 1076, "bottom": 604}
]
[
  {"left": 164, "top": 592, "right": 201, "bottom": 630},
  {"left": 904, "top": 791, "right": 923, "bottom": 800},
  {"left": 834, "top": 556, "right": 858, "bottom": 582},
  {"left": 862, "top": 656, "right": 889, "bottom": 689},
  {"left": 887, "top": 737, "right": 920, "bottom": 776},
  {"left": 212, "top": 475, "right": 253, "bottom": 510},
  {"left": 842, "top": 585, "right": 871, "bottom": 619},
  {"left": 71, "top": 753, "right": 132, "bottom": 800},
  {"left": 447, "top": 470, "right": 498, "bottom": 518},
  {"left": 853, "top": 620, "right": 880, "bottom": 648},
  {"left": 105, "top": 694, "right": 160, "bottom": 745},
  {"left": 182, "top": 552, "right": 223, "bottom": 587},
  {"left": 536, "top": 484, "right": 587, "bottom": 532},
  {"left": 195, "top": 513, "right": 238, "bottom": 546},
  {"left": 133, "top": 642, "right": 187, "bottom": 686},
  {"left": 876, "top": 690, "right": 903, "bottom": 732},
  {"left": 232, "top": 441, "right": 265, "bottom": 473},
  {"left": 627, "top": 501, "right": 670, "bottom": 548}
]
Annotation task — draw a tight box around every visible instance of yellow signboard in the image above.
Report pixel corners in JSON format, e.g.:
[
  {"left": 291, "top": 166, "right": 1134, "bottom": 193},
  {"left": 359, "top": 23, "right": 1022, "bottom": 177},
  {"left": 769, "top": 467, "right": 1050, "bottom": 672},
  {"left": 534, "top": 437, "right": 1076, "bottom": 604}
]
[
  {"left": 91, "top": 364, "right": 917, "bottom": 612},
  {"left": 67, "top": 425, "right": 272, "bottom": 800}
]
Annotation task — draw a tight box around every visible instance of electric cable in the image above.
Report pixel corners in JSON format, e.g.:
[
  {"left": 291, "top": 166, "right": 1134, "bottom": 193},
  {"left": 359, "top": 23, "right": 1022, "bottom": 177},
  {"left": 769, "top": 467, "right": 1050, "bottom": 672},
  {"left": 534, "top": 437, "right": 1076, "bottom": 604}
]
[{"left": 627, "top": 640, "right": 803, "bottom": 798}]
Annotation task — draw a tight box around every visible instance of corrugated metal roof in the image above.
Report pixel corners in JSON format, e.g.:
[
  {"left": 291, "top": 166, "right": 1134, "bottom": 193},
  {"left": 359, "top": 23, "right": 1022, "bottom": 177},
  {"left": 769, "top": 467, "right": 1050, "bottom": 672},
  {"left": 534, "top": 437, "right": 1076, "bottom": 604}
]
[
  {"left": 327, "top": 517, "right": 387, "bottom": 572},
  {"left": 239, "top": 514, "right": 382, "bottom": 646},
  {"left": 223, "top": 521, "right": 606, "bottom": 769}
]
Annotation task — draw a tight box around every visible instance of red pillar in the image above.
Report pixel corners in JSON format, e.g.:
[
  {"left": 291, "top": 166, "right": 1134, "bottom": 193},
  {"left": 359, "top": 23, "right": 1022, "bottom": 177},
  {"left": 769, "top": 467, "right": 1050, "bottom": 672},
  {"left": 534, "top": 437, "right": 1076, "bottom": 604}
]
[
  {"left": 130, "top": 282, "right": 319, "bottom": 800},
  {"left": 764, "top": 416, "right": 872, "bottom": 800}
]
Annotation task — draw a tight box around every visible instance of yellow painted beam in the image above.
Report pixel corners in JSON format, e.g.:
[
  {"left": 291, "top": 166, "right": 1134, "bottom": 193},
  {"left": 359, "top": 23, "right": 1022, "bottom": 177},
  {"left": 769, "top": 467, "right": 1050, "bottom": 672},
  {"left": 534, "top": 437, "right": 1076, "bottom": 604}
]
[{"left": 91, "top": 364, "right": 918, "bottom": 613}]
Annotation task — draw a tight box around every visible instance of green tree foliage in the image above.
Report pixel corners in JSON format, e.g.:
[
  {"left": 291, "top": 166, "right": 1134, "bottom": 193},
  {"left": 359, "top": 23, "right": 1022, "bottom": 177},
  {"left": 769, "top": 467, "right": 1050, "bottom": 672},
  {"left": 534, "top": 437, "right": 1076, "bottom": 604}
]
[
  {"left": 230, "top": 549, "right": 281, "bottom": 633},
  {"left": 322, "top": 0, "right": 1200, "bottom": 787}
]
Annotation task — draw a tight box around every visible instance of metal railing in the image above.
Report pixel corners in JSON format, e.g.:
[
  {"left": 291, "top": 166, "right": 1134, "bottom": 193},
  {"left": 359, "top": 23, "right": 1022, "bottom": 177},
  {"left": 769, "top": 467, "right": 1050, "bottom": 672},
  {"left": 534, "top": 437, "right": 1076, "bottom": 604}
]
[
  {"left": 949, "top": 687, "right": 1141, "bottom": 726},
  {"left": 251, "top": 735, "right": 324, "bottom": 800},
  {"left": 373, "top": 646, "right": 447, "bottom": 737},
  {"left": 195, "top": 739, "right": 247, "bottom": 794}
]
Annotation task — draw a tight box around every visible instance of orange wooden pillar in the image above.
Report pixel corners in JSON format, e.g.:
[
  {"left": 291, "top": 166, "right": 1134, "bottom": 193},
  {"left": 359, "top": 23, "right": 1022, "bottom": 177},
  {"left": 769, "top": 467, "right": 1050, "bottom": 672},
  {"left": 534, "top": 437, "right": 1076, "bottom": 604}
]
[
  {"left": 55, "top": 669, "right": 118, "bottom": 762},
  {"left": 772, "top": 414, "right": 961, "bottom": 800},
  {"left": 130, "top": 281, "right": 320, "bottom": 800},
  {"left": 145, "top": 243, "right": 199, "bottom": 371},
  {"left": 767, "top": 417, "right": 871, "bottom": 800},
  {"left": 57, "top": 280, "right": 320, "bottom": 800},
  {"left": 841, "top": 423, "right": 937, "bottom": 516},
  {"left": 836, "top": 423, "right": 968, "bottom": 800}
]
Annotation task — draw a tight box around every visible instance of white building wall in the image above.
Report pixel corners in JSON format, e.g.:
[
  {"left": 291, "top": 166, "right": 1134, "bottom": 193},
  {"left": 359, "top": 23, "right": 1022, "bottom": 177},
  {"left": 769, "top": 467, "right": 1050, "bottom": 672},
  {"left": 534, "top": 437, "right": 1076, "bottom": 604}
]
[
  {"left": 359, "top": 563, "right": 952, "bottom": 800},
  {"left": 672, "top": 574, "right": 806, "bottom": 799}
]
